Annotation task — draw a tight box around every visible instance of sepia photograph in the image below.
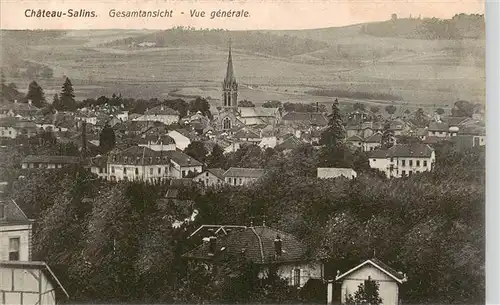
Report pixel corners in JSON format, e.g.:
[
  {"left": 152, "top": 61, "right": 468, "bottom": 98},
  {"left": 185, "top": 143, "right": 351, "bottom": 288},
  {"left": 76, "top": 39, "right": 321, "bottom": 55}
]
[{"left": 0, "top": 1, "right": 488, "bottom": 304}]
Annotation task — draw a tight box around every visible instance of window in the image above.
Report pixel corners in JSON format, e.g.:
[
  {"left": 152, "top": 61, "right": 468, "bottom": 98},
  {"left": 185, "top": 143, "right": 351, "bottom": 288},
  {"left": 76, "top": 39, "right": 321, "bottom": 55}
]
[
  {"left": 372, "top": 159, "right": 376, "bottom": 162},
  {"left": 293, "top": 269, "right": 301, "bottom": 286},
  {"left": 401, "top": 160, "right": 406, "bottom": 166},
  {"left": 124, "top": 168, "right": 127, "bottom": 175},
  {"left": 409, "top": 170, "right": 413, "bottom": 176},
  {"left": 424, "top": 160, "right": 428, "bottom": 167},
  {"left": 9, "top": 237, "right": 20, "bottom": 261},
  {"left": 0, "top": 204, "right": 5, "bottom": 219},
  {"left": 135, "top": 168, "right": 139, "bottom": 175},
  {"left": 206, "top": 172, "right": 209, "bottom": 177},
  {"left": 390, "top": 157, "right": 394, "bottom": 162},
  {"left": 228, "top": 178, "right": 232, "bottom": 184},
  {"left": 165, "top": 167, "right": 168, "bottom": 174},
  {"left": 111, "top": 166, "right": 115, "bottom": 174},
  {"left": 182, "top": 170, "right": 186, "bottom": 177},
  {"left": 409, "top": 160, "right": 413, "bottom": 167},
  {"left": 416, "top": 160, "right": 420, "bottom": 167},
  {"left": 99, "top": 167, "right": 103, "bottom": 174},
  {"left": 402, "top": 170, "right": 406, "bottom": 176},
  {"left": 239, "top": 178, "right": 242, "bottom": 185},
  {"left": 158, "top": 168, "right": 161, "bottom": 174},
  {"left": 233, "top": 178, "right": 237, "bottom": 186}
]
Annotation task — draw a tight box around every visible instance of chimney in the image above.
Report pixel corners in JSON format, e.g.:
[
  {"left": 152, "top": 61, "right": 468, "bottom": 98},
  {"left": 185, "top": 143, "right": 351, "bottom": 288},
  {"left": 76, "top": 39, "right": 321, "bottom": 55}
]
[
  {"left": 274, "top": 234, "right": 282, "bottom": 257},
  {"left": 208, "top": 236, "right": 217, "bottom": 256}
]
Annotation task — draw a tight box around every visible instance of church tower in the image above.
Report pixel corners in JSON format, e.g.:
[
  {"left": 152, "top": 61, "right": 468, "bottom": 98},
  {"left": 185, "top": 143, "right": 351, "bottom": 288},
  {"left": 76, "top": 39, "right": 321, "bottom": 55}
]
[{"left": 222, "top": 40, "right": 238, "bottom": 108}]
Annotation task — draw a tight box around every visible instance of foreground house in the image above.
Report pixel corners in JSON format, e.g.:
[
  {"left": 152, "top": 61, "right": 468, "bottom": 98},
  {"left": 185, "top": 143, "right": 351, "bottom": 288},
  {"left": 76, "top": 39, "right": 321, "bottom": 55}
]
[
  {"left": 369, "top": 144, "right": 435, "bottom": 178},
  {"left": 192, "top": 168, "right": 226, "bottom": 187},
  {"left": 183, "top": 224, "right": 324, "bottom": 288},
  {"left": 330, "top": 258, "right": 407, "bottom": 305},
  {"left": 0, "top": 189, "right": 69, "bottom": 305},
  {"left": 0, "top": 117, "right": 38, "bottom": 139}
]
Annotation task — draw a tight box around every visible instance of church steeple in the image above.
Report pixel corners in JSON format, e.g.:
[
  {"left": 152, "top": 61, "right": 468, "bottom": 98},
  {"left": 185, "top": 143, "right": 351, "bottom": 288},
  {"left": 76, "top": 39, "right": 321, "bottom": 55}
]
[{"left": 222, "top": 39, "right": 238, "bottom": 108}]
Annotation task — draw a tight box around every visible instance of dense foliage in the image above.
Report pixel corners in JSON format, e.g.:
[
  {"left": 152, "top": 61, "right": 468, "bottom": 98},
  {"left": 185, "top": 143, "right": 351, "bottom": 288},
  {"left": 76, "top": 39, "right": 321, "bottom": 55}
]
[{"left": 3, "top": 137, "right": 484, "bottom": 304}]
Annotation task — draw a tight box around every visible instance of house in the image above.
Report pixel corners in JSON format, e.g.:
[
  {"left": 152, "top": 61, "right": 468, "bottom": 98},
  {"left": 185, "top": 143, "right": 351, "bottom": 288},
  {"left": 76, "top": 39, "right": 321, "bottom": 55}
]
[
  {"left": 134, "top": 105, "right": 180, "bottom": 125},
  {"left": 275, "top": 135, "right": 303, "bottom": 153},
  {"left": 0, "top": 101, "right": 40, "bottom": 119},
  {"left": 183, "top": 224, "right": 325, "bottom": 288},
  {"left": 330, "top": 258, "right": 407, "bottom": 305},
  {"left": 364, "top": 132, "right": 382, "bottom": 151},
  {"left": 317, "top": 168, "right": 357, "bottom": 179},
  {"left": 369, "top": 144, "right": 436, "bottom": 178},
  {"left": 0, "top": 188, "right": 69, "bottom": 305},
  {"left": 137, "top": 134, "right": 177, "bottom": 151},
  {"left": 0, "top": 117, "right": 38, "bottom": 139},
  {"left": 164, "top": 150, "right": 203, "bottom": 178},
  {"left": 233, "top": 127, "right": 261, "bottom": 144},
  {"left": 223, "top": 167, "right": 265, "bottom": 186},
  {"left": 21, "top": 155, "right": 81, "bottom": 170},
  {"left": 192, "top": 168, "right": 225, "bottom": 187},
  {"left": 87, "top": 155, "right": 108, "bottom": 179},
  {"left": 427, "top": 122, "right": 451, "bottom": 137},
  {"left": 168, "top": 130, "right": 192, "bottom": 151},
  {"left": 259, "top": 136, "right": 278, "bottom": 149}
]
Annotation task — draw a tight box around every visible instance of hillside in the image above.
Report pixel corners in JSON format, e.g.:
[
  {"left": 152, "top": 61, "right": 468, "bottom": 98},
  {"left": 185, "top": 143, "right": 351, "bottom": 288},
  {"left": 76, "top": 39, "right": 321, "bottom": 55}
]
[{"left": 104, "top": 28, "right": 330, "bottom": 58}]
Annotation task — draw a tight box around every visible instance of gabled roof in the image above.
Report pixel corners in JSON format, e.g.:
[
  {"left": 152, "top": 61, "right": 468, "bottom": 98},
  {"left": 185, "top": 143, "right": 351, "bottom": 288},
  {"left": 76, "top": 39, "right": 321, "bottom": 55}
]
[
  {"left": 335, "top": 258, "right": 407, "bottom": 284},
  {"left": 224, "top": 167, "right": 265, "bottom": 178},
  {"left": 370, "top": 144, "right": 434, "bottom": 158},
  {"left": 365, "top": 132, "right": 382, "bottom": 143},
  {"left": 183, "top": 225, "right": 310, "bottom": 264},
  {"left": 164, "top": 150, "right": 203, "bottom": 167},
  {"left": 346, "top": 135, "right": 364, "bottom": 142},
  {"left": 207, "top": 168, "right": 226, "bottom": 180},
  {"left": 282, "top": 112, "right": 328, "bottom": 126},
  {"left": 0, "top": 198, "right": 33, "bottom": 225},
  {"left": 238, "top": 107, "right": 278, "bottom": 118},
  {"left": 276, "top": 135, "right": 302, "bottom": 151}
]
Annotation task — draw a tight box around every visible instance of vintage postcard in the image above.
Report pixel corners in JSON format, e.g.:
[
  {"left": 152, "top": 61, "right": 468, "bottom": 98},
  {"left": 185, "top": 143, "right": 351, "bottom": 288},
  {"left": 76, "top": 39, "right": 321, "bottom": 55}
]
[{"left": 0, "top": 0, "right": 489, "bottom": 305}]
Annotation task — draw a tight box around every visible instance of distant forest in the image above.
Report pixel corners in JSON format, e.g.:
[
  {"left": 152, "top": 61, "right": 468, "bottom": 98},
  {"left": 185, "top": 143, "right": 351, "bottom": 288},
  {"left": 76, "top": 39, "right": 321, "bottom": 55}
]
[
  {"left": 362, "top": 14, "right": 485, "bottom": 39},
  {"left": 105, "top": 28, "right": 330, "bottom": 58}
]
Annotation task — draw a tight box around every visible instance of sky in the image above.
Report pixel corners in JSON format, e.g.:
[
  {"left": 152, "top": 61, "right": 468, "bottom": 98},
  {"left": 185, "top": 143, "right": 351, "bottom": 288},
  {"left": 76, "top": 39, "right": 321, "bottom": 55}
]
[{"left": 0, "top": 0, "right": 485, "bottom": 30}]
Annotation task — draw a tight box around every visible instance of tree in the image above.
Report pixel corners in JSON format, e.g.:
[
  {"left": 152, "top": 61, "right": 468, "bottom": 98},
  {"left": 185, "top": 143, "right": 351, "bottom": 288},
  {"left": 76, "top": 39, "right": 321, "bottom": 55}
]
[
  {"left": 370, "top": 106, "right": 380, "bottom": 114},
  {"left": 99, "top": 123, "right": 116, "bottom": 154},
  {"left": 262, "top": 100, "right": 282, "bottom": 108},
  {"left": 353, "top": 103, "right": 365, "bottom": 111},
  {"left": 207, "top": 144, "right": 227, "bottom": 169},
  {"left": 52, "top": 94, "right": 62, "bottom": 111},
  {"left": 320, "top": 99, "right": 345, "bottom": 148},
  {"left": 25, "top": 81, "right": 46, "bottom": 108},
  {"left": 189, "top": 97, "right": 211, "bottom": 118},
  {"left": 345, "top": 278, "right": 382, "bottom": 305},
  {"left": 413, "top": 108, "right": 428, "bottom": 127},
  {"left": 451, "top": 100, "right": 474, "bottom": 117},
  {"left": 238, "top": 100, "right": 255, "bottom": 107},
  {"left": 184, "top": 141, "right": 207, "bottom": 164},
  {"left": 436, "top": 108, "right": 445, "bottom": 115},
  {"left": 385, "top": 105, "right": 397, "bottom": 116},
  {"left": 380, "top": 122, "right": 395, "bottom": 149},
  {"left": 41, "top": 66, "right": 54, "bottom": 79},
  {"left": 59, "top": 77, "right": 76, "bottom": 111}
]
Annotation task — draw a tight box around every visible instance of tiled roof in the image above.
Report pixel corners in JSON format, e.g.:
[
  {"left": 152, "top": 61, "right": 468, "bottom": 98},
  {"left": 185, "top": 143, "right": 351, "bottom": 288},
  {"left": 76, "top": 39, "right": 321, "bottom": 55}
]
[
  {"left": 183, "top": 226, "right": 309, "bottom": 264},
  {"left": 164, "top": 150, "right": 203, "bottom": 167},
  {"left": 233, "top": 127, "right": 260, "bottom": 139},
  {"left": 108, "top": 146, "right": 171, "bottom": 165},
  {"left": 137, "top": 134, "right": 176, "bottom": 145},
  {"left": 0, "top": 198, "right": 32, "bottom": 224},
  {"left": 224, "top": 167, "right": 265, "bottom": 178},
  {"left": 206, "top": 168, "right": 226, "bottom": 180},
  {"left": 276, "top": 135, "right": 302, "bottom": 151},
  {"left": 370, "top": 144, "right": 434, "bottom": 158},
  {"left": 21, "top": 155, "right": 81, "bottom": 164},
  {"left": 238, "top": 107, "right": 279, "bottom": 118},
  {"left": 365, "top": 132, "right": 382, "bottom": 143},
  {"left": 282, "top": 112, "right": 328, "bottom": 126}
]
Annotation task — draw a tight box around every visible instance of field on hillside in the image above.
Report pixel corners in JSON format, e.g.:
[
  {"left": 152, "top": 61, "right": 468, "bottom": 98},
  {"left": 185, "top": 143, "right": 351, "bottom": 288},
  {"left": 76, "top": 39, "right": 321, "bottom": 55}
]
[{"left": 0, "top": 27, "right": 485, "bottom": 112}]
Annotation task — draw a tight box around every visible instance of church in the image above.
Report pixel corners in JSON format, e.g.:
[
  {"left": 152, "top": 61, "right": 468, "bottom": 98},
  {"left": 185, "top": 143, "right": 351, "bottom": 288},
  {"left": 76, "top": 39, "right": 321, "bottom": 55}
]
[{"left": 212, "top": 41, "right": 281, "bottom": 133}]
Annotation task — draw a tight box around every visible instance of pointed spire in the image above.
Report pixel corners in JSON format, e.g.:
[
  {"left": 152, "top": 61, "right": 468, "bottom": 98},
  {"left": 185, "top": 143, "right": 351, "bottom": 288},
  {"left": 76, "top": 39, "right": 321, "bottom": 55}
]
[{"left": 224, "top": 38, "right": 236, "bottom": 85}]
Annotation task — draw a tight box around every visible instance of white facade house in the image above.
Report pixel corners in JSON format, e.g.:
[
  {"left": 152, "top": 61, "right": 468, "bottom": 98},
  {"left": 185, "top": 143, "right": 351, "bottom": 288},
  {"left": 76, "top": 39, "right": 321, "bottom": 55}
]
[
  {"left": 167, "top": 130, "right": 192, "bottom": 151},
  {"left": 21, "top": 155, "right": 81, "bottom": 170},
  {"left": 135, "top": 105, "right": 180, "bottom": 126},
  {"left": 330, "top": 259, "right": 407, "bottom": 305},
  {"left": 192, "top": 168, "right": 225, "bottom": 187},
  {"left": 369, "top": 144, "right": 436, "bottom": 178},
  {"left": 0, "top": 191, "right": 68, "bottom": 305}
]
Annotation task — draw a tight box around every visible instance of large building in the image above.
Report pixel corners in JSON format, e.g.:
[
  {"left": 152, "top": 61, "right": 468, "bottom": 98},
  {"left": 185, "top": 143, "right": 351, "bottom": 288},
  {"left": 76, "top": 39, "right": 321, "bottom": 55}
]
[{"left": 369, "top": 144, "right": 436, "bottom": 178}]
